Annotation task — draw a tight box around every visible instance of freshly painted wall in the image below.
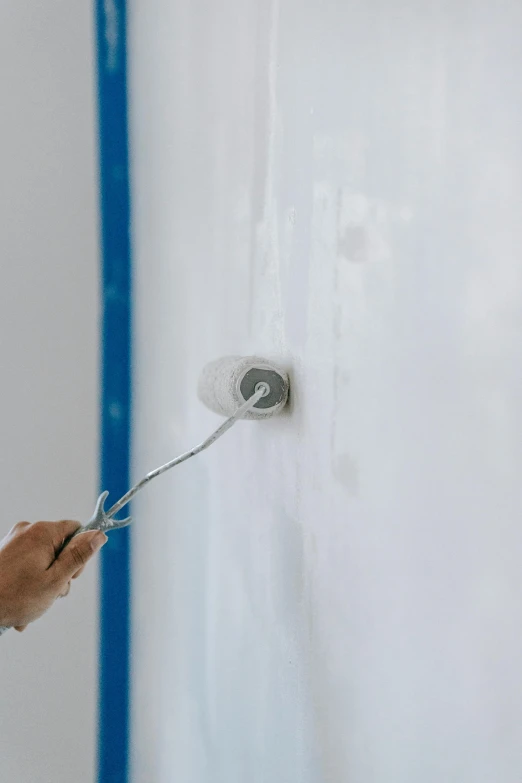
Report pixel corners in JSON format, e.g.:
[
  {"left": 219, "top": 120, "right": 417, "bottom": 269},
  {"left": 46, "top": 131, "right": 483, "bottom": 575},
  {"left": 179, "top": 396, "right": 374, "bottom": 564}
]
[
  {"left": 0, "top": 4, "right": 99, "bottom": 782},
  {"left": 129, "top": 1, "right": 522, "bottom": 781}
]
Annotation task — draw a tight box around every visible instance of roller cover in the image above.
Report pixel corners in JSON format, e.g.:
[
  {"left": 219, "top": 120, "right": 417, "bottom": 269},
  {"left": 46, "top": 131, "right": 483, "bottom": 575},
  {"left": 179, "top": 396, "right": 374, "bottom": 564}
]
[{"left": 198, "top": 356, "right": 289, "bottom": 419}]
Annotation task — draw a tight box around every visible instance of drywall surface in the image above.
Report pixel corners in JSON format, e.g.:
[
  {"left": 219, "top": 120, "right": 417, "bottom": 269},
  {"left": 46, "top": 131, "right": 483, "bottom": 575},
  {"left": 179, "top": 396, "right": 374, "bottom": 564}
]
[
  {"left": 0, "top": 4, "right": 99, "bottom": 782},
  {"left": 129, "top": 1, "right": 522, "bottom": 781}
]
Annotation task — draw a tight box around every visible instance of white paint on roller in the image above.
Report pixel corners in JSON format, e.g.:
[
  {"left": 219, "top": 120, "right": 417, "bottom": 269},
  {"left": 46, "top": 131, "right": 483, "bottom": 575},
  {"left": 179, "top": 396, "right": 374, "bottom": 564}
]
[
  {"left": 128, "top": 0, "right": 522, "bottom": 781},
  {"left": 197, "top": 356, "right": 289, "bottom": 419}
]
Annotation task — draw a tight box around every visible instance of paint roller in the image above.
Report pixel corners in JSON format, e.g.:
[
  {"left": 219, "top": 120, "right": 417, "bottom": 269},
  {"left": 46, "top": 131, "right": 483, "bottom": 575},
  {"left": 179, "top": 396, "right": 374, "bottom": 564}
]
[
  {"left": 76, "top": 356, "right": 289, "bottom": 534},
  {"left": 197, "top": 355, "right": 289, "bottom": 419},
  {"left": 4, "top": 356, "right": 289, "bottom": 550},
  {"left": 0, "top": 356, "right": 289, "bottom": 634}
]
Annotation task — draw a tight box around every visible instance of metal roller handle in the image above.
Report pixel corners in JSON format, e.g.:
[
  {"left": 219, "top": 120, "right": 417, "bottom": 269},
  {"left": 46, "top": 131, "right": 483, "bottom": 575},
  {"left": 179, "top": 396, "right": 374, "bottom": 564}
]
[{"left": 0, "top": 386, "right": 268, "bottom": 636}]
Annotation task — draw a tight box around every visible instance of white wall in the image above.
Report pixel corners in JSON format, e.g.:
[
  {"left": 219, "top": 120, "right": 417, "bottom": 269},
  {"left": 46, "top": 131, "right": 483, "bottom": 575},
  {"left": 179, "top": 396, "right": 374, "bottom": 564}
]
[
  {"left": 0, "top": 4, "right": 99, "bottom": 783},
  {"left": 129, "top": 1, "right": 522, "bottom": 781}
]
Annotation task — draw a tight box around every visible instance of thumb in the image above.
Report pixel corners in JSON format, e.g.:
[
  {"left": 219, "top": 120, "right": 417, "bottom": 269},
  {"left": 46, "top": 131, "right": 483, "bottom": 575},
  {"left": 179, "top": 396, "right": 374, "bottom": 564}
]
[{"left": 51, "top": 530, "right": 108, "bottom": 585}]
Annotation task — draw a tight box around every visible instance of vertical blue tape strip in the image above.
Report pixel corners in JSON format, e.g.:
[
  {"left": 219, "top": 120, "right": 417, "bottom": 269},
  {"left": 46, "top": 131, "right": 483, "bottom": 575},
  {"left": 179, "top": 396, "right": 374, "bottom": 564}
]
[{"left": 95, "top": 2, "right": 132, "bottom": 782}]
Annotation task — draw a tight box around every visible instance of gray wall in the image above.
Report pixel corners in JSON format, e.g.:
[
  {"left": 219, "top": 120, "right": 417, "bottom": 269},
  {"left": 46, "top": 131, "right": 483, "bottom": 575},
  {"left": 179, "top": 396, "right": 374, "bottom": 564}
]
[
  {"left": 129, "top": 1, "right": 522, "bottom": 781},
  {"left": 0, "top": 3, "right": 99, "bottom": 782}
]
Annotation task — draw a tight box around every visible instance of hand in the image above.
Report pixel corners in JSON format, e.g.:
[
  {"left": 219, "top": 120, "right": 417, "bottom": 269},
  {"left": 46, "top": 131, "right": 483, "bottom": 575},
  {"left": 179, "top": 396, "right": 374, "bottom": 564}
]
[{"left": 0, "top": 519, "right": 107, "bottom": 631}]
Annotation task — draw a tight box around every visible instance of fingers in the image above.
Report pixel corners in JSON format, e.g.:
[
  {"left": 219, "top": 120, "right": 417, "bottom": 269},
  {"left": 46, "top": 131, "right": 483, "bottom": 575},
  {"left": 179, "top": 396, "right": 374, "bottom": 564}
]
[
  {"left": 72, "top": 565, "right": 85, "bottom": 580},
  {"left": 50, "top": 530, "right": 107, "bottom": 586},
  {"left": 7, "top": 521, "right": 31, "bottom": 539},
  {"left": 28, "top": 519, "right": 83, "bottom": 560},
  {"left": 50, "top": 520, "right": 83, "bottom": 555},
  {"left": 13, "top": 521, "right": 31, "bottom": 532},
  {"left": 59, "top": 581, "right": 72, "bottom": 598},
  {"left": 14, "top": 578, "right": 74, "bottom": 632}
]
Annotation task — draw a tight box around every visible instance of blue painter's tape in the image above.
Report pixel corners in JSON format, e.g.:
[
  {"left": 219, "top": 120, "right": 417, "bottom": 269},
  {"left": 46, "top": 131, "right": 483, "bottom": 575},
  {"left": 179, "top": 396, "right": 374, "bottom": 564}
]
[{"left": 95, "top": 1, "right": 132, "bottom": 782}]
